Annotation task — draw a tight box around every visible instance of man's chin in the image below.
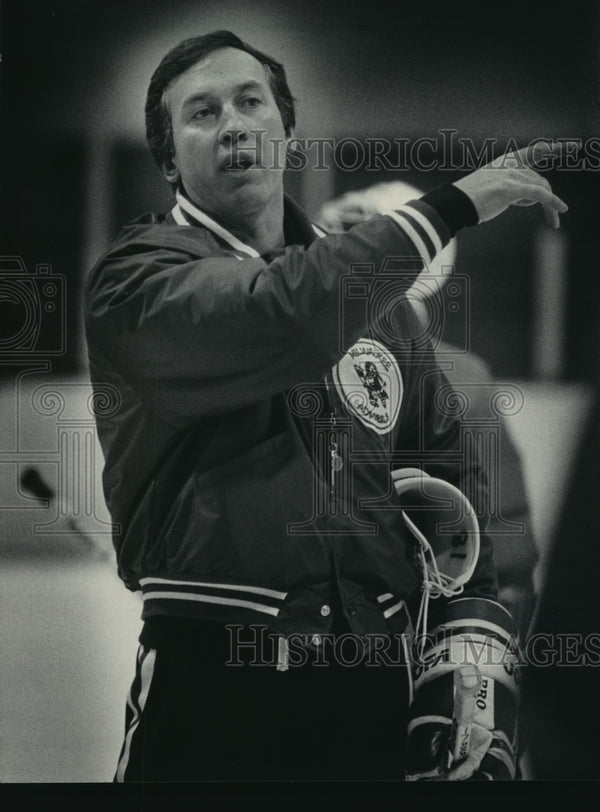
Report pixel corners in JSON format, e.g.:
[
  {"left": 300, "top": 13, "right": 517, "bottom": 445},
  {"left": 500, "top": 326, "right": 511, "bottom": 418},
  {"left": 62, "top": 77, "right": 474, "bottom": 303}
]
[
  {"left": 221, "top": 165, "right": 271, "bottom": 185},
  {"left": 222, "top": 179, "right": 279, "bottom": 209},
  {"left": 187, "top": 174, "right": 283, "bottom": 221}
]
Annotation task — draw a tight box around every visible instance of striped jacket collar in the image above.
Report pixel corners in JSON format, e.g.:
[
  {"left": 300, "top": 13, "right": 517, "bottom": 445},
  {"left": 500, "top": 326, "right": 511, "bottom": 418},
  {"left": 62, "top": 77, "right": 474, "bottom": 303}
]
[{"left": 171, "top": 188, "right": 326, "bottom": 259}]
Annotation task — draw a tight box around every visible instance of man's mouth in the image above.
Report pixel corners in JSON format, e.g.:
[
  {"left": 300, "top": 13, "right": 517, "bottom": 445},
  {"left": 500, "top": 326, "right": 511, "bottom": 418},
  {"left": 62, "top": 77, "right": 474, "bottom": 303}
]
[{"left": 220, "top": 154, "right": 256, "bottom": 172}]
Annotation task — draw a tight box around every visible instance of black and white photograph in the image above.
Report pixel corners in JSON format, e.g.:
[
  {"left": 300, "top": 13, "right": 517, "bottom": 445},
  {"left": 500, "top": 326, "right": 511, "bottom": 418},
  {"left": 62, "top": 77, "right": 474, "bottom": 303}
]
[{"left": 1, "top": 0, "right": 599, "bottom": 803}]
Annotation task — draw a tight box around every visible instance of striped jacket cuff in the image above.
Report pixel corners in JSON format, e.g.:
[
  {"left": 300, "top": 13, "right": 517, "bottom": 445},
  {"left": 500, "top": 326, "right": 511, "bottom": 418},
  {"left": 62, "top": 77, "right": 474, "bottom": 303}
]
[
  {"left": 383, "top": 202, "right": 447, "bottom": 269},
  {"left": 383, "top": 183, "right": 477, "bottom": 269},
  {"left": 420, "top": 183, "right": 479, "bottom": 235}
]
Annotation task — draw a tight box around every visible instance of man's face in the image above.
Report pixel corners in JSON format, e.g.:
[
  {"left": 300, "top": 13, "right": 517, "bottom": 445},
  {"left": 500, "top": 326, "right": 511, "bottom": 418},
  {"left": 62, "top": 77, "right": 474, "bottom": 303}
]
[{"left": 164, "top": 47, "right": 289, "bottom": 222}]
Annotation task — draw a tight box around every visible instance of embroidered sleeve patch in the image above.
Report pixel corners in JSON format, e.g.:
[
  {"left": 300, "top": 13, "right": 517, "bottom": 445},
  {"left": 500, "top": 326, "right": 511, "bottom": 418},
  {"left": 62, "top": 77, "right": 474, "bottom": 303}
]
[{"left": 332, "top": 338, "right": 403, "bottom": 434}]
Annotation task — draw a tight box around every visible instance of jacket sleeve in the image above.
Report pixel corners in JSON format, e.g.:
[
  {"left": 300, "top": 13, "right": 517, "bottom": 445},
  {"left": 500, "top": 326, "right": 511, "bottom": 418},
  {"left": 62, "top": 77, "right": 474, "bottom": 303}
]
[
  {"left": 85, "top": 206, "right": 451, "bottom": 426},
  {"left": 395, "top": 304, "right": 496, "bottom": 602}
]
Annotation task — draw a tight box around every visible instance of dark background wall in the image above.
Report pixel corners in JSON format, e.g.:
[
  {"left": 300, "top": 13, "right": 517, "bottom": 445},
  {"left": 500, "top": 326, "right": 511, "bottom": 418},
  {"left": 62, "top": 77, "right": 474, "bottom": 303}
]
[{"left": 2, "top": 0, "right": 599, "bottom": 380}]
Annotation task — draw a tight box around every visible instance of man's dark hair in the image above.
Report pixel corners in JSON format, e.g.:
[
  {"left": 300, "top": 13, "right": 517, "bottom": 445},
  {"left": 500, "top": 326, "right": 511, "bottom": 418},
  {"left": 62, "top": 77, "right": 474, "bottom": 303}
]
[{"left": 145, "top": 30, "right": 296, "bottom": 171}]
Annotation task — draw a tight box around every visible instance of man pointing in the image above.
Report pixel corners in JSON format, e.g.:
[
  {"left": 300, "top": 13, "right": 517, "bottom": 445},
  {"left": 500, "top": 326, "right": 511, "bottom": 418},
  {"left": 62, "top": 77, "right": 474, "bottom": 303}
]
[{"left": 84, "top": 30, "right": 567, "bottom": 782}]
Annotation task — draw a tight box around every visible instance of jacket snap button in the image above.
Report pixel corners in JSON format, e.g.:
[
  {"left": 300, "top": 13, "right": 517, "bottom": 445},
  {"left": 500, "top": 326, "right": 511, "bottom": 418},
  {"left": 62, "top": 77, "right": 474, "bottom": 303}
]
[
  {"left": 320, "top": 604, "right": 331, "bottom": 617},
  {"left": 311, "top": 634, "right": 322, "bottom": 646}
]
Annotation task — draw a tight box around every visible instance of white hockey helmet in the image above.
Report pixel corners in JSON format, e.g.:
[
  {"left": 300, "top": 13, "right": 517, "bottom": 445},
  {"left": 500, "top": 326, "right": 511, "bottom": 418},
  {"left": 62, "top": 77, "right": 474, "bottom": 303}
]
[{"left": 391, "top": 469, "right": 480, "bottom": 593}]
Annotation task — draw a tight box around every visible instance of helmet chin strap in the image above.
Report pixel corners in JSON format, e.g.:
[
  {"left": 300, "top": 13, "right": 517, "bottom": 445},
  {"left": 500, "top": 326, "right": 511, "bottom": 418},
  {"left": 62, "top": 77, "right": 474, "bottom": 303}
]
[{"left": 402, "top": 509, "right": 467, "bottom": 657}]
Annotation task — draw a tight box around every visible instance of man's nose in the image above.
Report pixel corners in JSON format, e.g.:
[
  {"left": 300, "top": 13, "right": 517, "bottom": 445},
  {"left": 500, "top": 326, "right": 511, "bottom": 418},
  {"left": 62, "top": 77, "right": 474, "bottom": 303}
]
[{"left": 219, "top": 105, "right": 250, "bottom": 145}]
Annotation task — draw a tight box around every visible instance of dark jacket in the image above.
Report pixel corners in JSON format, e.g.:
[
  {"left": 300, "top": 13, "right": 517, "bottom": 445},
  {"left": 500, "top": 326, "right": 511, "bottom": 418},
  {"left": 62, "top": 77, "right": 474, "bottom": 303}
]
[{"left": 84, "top": 188, "right": 495, "bottom": 639}]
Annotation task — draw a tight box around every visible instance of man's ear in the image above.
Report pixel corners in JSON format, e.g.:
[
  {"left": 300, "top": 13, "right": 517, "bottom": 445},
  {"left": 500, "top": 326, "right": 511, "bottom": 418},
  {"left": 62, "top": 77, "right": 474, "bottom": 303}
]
[{"left": 162, "top": 156, "right": 180, "bottom": 185}]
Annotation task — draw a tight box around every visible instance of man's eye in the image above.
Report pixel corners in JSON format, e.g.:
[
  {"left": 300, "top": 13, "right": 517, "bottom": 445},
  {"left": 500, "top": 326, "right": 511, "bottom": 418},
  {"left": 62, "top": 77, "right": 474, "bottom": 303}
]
[
  {"left": 191, "top": 108, "right": 214, "bottom": 120},
  {"left": 241, "top": 97, "right": 262, "bottom": 108}
]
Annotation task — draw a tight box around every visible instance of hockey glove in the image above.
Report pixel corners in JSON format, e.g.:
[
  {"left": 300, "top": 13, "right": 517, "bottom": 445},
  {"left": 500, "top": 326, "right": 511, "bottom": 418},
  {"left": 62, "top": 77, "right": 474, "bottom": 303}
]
[{"left": 405, "top": 597, "right": 520, "bottom": 780}]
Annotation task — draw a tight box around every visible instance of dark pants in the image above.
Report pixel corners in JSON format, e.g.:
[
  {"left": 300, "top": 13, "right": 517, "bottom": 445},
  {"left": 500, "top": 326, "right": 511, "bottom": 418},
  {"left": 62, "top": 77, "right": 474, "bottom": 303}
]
[{"left": 115, "top": 624, "right": 411, "bottom": 782}]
